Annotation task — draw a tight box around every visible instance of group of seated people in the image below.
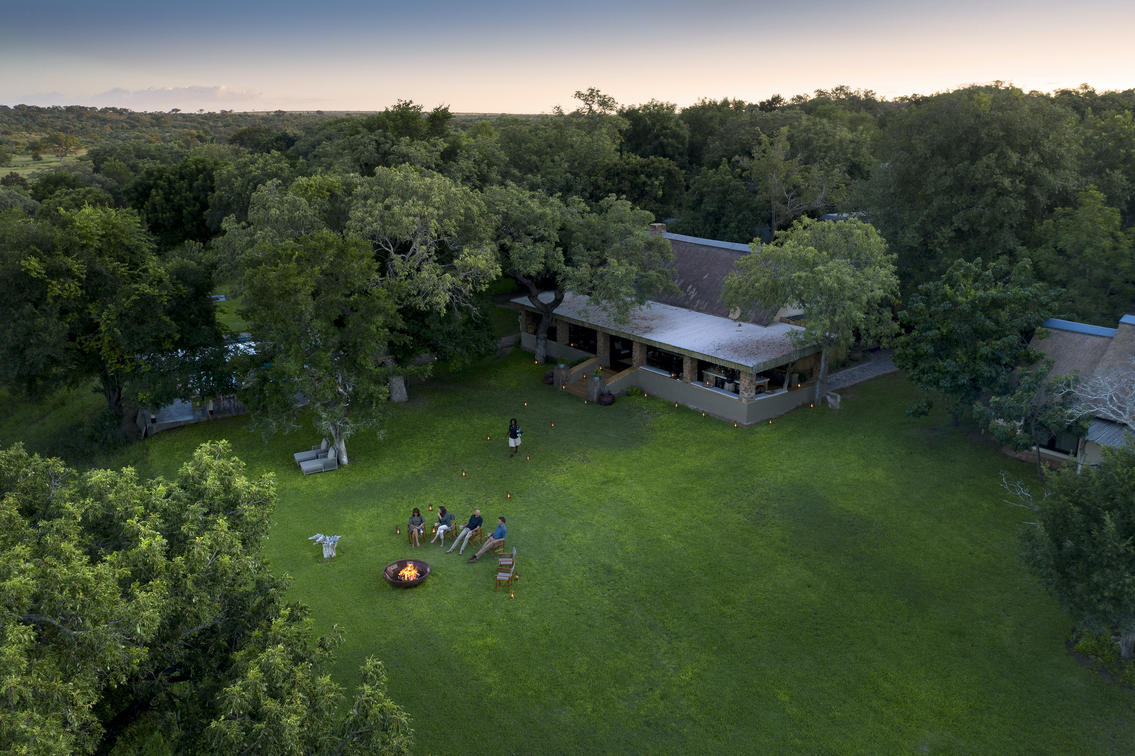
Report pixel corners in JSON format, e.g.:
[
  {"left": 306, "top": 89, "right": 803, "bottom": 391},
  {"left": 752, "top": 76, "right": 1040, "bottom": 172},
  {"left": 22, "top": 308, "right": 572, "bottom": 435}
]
[{"left": 407, "top": 507, "right": 507, "bottom": 561}]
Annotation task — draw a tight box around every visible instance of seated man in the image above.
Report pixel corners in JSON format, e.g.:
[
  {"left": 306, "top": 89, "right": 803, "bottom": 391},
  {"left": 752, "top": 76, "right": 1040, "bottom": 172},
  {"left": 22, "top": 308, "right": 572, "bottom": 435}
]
[
  {"left": 446, "top": 509, "right": 483, "bottom": 555},
  {"left": 429, "top": 506, "right": 456, "bottom": 546},
  {"left": 468, "top": 516, "right": 506, "bottom": 562}
]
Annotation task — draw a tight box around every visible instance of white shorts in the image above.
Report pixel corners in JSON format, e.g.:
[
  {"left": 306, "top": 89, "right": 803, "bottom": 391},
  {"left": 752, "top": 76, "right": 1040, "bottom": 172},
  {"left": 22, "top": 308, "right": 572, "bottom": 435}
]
[{"left": 508, "top": 436, "right": 521, "bottom": 448}]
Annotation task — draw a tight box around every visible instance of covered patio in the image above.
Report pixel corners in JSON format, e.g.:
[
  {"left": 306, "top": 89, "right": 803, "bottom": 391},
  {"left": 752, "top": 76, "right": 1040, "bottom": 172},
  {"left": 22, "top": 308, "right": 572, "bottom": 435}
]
[{"left": 511, "top": 292, "right": 820, "bottom": 425}]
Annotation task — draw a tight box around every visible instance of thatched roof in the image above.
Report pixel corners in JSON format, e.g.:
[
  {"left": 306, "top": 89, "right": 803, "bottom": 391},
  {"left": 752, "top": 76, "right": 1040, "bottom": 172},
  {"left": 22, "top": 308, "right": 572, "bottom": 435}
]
[
  {"left": 1094, "top": 315, "right": 1135, "bottom": 377},
  {"left": 651, "top": 232, "right": 776, "bottom": 325},
  {"left": 1031, "top": 320, "right": 1115, "bottom": 380}
]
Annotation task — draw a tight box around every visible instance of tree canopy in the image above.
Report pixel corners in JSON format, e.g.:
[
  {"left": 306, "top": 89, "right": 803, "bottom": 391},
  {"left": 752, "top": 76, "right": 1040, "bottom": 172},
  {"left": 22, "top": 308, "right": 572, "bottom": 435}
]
[
  {"left": 0, "top": 441, "right": 412, "bottom": 753},
  {"left": 1023, "top": 445, "right": 1135, "bottom": 659},
  {"left": 723, "top": 217, "right": 898, "bottom": 403},
  {"left": 893, "top": 257, "right": 1054, "bottom": 422}
]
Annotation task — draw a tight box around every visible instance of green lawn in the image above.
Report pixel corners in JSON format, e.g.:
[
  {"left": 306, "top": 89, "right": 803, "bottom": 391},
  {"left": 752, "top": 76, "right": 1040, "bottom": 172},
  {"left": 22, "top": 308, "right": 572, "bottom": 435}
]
[{"left": 79, "top": 353, "right": 1135, "bottom": 751}]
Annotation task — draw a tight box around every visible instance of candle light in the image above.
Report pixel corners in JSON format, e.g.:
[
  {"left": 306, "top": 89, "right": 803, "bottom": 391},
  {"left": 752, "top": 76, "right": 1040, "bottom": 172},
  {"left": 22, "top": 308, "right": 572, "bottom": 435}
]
[
  {"left": 701, "top": 412, "right": 706, "bottom": 417},
  {"left": 510, "top": 591, "right": 515, "bottom": 599},
  {"left": 534, "top": 359, "right": 539, "bottom": 365},
  {"left": 561, "top": 385, "right": 566, "bottom": 390},
  {"left": 428, "top": 504, "right": 433, "bottom": 511},
  {"left": 487, "top": 435, "right": 491, "bottom": 440},
  {"left": 523, "top": 401, "right": 528, "bottom": 407},
  {"left": 733, "top": 422, "right": 739, "bottom": 428},
  {"left": 768, "top": 419, "right": 773, "bottom": 424},
  {"left": 674, "top": 402, "right": 679, "bottom": 408},
  {"left": 525, "top": 455, "right": 530, "bottom": 461},
  {"left": 506, "top": 491, "right": 512, "bottom": 499},
  {"left": 461, "top": 470, "right": 467, "bottom": 477},
  {"left": 809, "top": 403, "right": 814, "bottom": 408},
  {"left": 644, "top": 393, "right": 648, "bottom": 398},
  {"left": 551, "top": 422, "right": 555, "bottom": 428},
  {"left": 396, "top": 527, "right": 401, "bottom": 535}
]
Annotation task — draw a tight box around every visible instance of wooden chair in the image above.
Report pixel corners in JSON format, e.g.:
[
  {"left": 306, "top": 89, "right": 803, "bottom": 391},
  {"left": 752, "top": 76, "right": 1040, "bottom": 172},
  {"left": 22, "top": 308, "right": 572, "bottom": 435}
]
[
  {"left": 495, "top": 553, "right": 517, "bottom": 592},
  {"left": 498, "top": 547, "right": 516, "bottom": 570}
]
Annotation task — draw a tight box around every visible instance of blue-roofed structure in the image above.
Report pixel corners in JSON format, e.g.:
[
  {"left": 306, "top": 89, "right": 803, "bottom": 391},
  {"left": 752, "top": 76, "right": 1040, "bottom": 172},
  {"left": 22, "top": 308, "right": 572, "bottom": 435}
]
[{"left": 1031, "top": 313, "right": 1135, "bottom": 466}]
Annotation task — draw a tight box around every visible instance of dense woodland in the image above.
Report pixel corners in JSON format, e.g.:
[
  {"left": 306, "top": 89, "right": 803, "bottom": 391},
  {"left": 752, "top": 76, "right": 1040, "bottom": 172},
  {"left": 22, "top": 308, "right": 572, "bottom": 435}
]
[{"left": 3, "top": 84, "right": 1135, "bottom": 752}]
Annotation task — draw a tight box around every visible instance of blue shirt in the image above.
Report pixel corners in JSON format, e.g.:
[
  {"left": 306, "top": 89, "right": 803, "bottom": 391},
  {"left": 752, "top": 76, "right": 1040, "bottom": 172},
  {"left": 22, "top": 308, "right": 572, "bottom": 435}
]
[{"left": 492, "top": 523, "right": 507, "bottom": 540}]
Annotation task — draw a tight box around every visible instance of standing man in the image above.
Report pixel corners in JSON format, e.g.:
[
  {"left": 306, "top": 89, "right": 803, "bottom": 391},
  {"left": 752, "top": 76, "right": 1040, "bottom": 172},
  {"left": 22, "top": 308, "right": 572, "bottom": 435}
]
[
  {"left": 468, "top": 516, "right": 507, "bottom": 562},
  {"left": 507, "top": 418, "right": 522, "bottom": 458},
  {"left": 447, "top": 509, "right": 483, "bottom": 555}
]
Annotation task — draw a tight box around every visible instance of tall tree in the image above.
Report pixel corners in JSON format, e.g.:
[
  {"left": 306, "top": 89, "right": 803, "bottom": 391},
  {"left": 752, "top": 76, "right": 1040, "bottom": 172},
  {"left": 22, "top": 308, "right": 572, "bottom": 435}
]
[
  {"left": 1022, "top": 445, "right": 1135, "bottom": 659},
  {"left": 239, "top": 232, "right": 398, "bottom": 465},
  {"left": 0, "top": 206, "right": 178, "bottom": 417},
  {"left": 893, "top": 257, "right": 1054, "bottom": 422},
  {"left": 866, "top": 85, "right": 1079, "bottom": 289},
  {"left": 488, "top": 185, "right": 674, "bottom": 363},
  {"left": 723, "top": 217, "right": 898, "bottom": 403},
  {"left": 0, "top": 441, "right": 412, "bottom": 753},
  {"left": 1031, "top": 188, "right": 1135, "bottom": 325}
]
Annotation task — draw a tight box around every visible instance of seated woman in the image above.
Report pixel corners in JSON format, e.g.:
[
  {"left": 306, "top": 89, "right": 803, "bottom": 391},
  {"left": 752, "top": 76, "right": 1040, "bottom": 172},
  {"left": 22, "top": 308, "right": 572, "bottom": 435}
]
[
  {"left": 430, "top": 505, "right": 456, "bottom": 546},
  {"left": 408, "top": 507, "right": 425, "bottom": 547}
]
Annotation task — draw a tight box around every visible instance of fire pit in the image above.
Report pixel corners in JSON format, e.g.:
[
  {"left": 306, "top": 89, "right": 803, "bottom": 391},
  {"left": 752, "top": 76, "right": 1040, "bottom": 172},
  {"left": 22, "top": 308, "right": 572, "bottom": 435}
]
[{"left": 383, "top": 559, "right": 430, "bottom": 588}]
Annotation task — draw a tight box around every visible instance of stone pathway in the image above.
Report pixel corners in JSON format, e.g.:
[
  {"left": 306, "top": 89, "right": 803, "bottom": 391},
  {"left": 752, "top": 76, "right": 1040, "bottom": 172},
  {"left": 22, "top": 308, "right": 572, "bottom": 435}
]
[{"left": 827, "top": 349, "right": 897, "bottom": 390}]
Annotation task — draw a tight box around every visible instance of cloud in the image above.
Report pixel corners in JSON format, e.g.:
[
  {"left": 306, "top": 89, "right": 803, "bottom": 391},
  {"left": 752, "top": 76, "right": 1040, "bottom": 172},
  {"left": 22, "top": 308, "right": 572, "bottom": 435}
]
[{"left": 11, "top": 85, "right": 265, "bottom": 111}]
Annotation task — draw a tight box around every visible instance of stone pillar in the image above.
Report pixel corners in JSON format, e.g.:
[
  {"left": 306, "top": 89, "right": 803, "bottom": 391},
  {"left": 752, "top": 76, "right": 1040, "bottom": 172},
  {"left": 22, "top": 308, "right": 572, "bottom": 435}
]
[
  {"left": 682, "top": 355, "right": 697, "bottom": 383},
  {"left": 632, "top": 341, "right": 647, "bottom": 368},
  {"left": 595, "top": 331, "right": 611, "bottom": 367},
  {"left": 739, "top": 372, "right": 757, "bottom": 402}
]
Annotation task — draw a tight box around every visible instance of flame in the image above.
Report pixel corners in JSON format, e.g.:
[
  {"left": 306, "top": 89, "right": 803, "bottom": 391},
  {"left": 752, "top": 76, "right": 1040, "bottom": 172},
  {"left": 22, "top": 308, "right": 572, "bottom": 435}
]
[{"left": 397, "top": 563, "right": 420, "bottom": 581}]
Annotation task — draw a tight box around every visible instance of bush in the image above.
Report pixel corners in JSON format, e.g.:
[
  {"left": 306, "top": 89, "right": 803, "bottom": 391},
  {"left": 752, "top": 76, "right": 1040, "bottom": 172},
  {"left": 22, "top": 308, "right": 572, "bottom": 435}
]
[{"left": 624, "top": 386, "right": 643, "bottom": 397}]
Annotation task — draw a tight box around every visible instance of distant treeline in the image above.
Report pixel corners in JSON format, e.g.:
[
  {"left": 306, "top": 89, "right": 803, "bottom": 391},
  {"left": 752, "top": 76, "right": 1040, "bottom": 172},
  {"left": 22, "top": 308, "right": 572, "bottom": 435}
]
[{"left": 3, "top": 83, "right": 1135, "bottom": 323}]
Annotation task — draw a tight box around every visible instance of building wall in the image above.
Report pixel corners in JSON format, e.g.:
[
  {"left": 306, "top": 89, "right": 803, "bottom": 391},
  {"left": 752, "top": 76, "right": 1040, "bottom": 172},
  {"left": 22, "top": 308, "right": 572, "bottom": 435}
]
[
  {"left": 520, "top": 334, "right": 815, "bottom": 424},
  {"left": 607, "top": 366, "right": 814, "bottom": 424}
]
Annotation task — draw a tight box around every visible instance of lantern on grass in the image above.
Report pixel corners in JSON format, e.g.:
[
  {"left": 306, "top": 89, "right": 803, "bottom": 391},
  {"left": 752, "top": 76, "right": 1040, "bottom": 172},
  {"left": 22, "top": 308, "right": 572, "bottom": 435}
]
[
  {"left": 733, "top": 422, "right": 738, "bottom": 428},
  {"left": 525, "top": 455, "right": 530, "bottom": 461},
  {"left": 487, "top": 435, "right": 492, "bottom": 441},
  {"left": 510, "top": 591, "right": 515, "bottom": 599},
  {"left": 674, "top": 402, "right": 679, "bottom": 408},
  {"left": 523, "top": 401, "right": 528, "bottom": 407},
  {"left": 551, "top": 422, "right": 556, "bottom": 428},
  {"left": 395, "top": 527, "right": 401, "bottom": 535},
  {"left": 461, "top": 470, "right": 467, "bottom": 477},
  {"left": 506, "top": 491, "right": 512, "bottom": 499}
]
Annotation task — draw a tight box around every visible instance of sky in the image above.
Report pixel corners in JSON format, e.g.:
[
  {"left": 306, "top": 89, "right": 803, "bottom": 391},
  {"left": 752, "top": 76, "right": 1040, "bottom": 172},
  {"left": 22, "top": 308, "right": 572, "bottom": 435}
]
[{"left": 2, "top": 0, "right": 1134, "bottom": 112}]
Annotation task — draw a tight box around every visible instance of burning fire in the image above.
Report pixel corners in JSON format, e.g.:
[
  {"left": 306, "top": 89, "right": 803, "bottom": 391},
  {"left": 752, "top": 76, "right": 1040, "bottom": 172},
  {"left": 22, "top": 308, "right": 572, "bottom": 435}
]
[{"left": 397, "top": 563, "right": 420, "bottom": 581}]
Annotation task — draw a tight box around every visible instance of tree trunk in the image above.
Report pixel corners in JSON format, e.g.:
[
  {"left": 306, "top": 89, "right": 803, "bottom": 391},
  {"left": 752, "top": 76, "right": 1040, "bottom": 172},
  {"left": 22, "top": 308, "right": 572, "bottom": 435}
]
[
  {"left": 1031, "top": 419, "right": 1046, "bottom": 481},
  {"left": 389, "top": 375, "right": 408, "bottom": 403},
  {"left": 813, "top": 348, "right": 830, "bottom": 405},
  {"left": 1120, "top": 631, "right": 1135, "bottom": 660},
  {"left": 534, "top": 312, "right": 551, "bottom": 364},
  {"left": 383, "top": 355, "right": 408, "bottom": 403},
  {"left": 513, "top": 272, "right": 563, "bottom": 365},
  {"left": 100, "top": 366, "right": 124, "bottom": 417},
  {"left": 332, "top": 425, "right": 349, "bottom": 466}
]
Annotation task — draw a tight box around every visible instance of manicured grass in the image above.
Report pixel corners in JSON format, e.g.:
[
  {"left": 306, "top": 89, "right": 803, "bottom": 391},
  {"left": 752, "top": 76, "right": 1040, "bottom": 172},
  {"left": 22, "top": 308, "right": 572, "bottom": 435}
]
[{"left": 77, "top": 354, "right": 1135, "bottom": 751}]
